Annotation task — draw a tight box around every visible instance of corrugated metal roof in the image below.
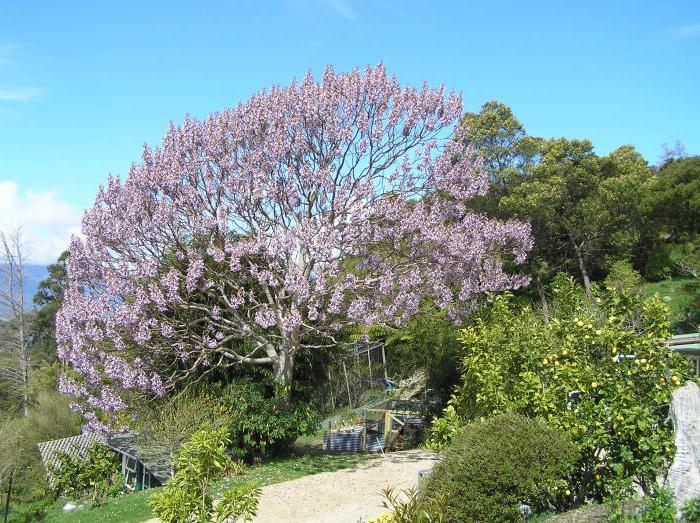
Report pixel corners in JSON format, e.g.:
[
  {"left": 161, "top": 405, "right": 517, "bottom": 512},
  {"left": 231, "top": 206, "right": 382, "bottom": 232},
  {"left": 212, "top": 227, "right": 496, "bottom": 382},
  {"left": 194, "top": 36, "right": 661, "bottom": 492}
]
[{"left": 106, "top": 432, "right": 172, "bottom": 483}]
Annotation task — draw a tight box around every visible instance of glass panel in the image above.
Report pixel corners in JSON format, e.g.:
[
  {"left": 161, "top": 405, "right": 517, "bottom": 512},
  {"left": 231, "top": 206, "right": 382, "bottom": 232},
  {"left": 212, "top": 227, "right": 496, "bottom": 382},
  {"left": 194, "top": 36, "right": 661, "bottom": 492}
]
[
  {"left": 124, "top": 469, "right": 137, "bottom": 490},
  {"left": 125, "top": 457, "right": 138, "bottom": 472}
]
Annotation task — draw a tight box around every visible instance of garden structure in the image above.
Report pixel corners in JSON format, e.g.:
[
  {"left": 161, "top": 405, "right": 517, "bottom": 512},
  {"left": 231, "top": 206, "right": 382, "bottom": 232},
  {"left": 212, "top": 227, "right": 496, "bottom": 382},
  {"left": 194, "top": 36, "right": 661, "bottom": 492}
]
[
  {"left": 668, "top": 333, "right": 700, "bottom": 376},
  {"left": 105, "top": 432, "right": 171, "bottom": 491},
  {"left": 323, "top": 400, "right": 427, "bottom": 453},
  {"left": 38, "top": 432, "right": 171, "bottom": 492}
]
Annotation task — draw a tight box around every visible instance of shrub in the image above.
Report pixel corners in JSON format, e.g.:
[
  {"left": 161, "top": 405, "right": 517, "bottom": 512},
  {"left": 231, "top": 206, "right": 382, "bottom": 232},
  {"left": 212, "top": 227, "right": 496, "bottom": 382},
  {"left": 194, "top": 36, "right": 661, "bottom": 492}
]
[
  {"left": 214, "top": 482, "right": 261, "bottom": 523},
  {"left": 135, "top": 387, "right": 232, "bottom": 469},
  {"left": 6, "top": 498, "right": 52, "bottom": 523},
  {"left": 429, "top": 276, "right": 694, "bottom": 502},
  {"left": 604, "top": 260, "right": 644, "bottom": 292},
  {"left": 683, "top": 497, "right": 700, "bottom": 522},
  {"left": 148, "top": 427, "right": 259, "bottom": 523},
  {"left": 369, "top": 487, "right": 446, "bottom": 523},
  {"left": 420, "top": 412, "right": 578, "bottom": 522},
  {"left": 639, "top": 488, "right": 675, "bottom": 522},
  {"left": 50, "top": 443, "right": 122, "bottom": 504},
  {"left": 216, "top": 375, "right": 319, "bottom": 460}
]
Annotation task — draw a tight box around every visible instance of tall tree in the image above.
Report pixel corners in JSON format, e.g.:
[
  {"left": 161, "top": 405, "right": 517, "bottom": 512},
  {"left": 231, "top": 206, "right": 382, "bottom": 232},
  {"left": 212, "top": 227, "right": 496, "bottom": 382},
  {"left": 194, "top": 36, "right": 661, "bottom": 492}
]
[
  {"left": 460, "top": 101, "right": 540, "bottom": 194},
  {"left": 31, "top": 250, "right": 69, "bottom": 361},
  {"left": 501, "top": 141, "right": 649, "bottom": 301},
  {"left": 57, "top": 66, "right": 532, "bottom": 430},
  {"left": 0, "top": 231, "right": 32, "bottom": 415}
]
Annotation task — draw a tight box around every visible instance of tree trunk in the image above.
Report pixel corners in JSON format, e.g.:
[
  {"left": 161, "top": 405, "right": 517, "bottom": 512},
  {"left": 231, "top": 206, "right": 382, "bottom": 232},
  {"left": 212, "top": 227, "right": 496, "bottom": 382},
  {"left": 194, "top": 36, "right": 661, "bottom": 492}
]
[
  {"left": 573, "top": 243, "right": 593, "bottom": 301},
  {"left": 18, "top": 321, "right": 29, "bottom": 417},
  {"left": 534, "top": 275, "right": 550, "bottom": 324},
  {"left": 272, "top": 349, "right": 294, "bottom": 411}
]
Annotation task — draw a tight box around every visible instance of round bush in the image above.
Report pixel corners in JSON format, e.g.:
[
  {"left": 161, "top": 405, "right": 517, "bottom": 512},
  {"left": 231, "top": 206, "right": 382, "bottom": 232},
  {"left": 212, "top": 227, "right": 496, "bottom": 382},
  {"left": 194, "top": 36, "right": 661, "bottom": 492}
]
[{"left": 420, "top": 412, "right": 578, "bottom": 522}]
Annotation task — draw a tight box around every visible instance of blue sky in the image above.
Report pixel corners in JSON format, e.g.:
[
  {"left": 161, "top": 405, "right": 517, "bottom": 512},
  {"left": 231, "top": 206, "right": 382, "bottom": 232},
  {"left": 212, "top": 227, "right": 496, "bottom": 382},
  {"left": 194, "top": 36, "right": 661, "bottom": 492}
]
[{"left": 0, "top": 0, "right": 698, "bottom": 262}]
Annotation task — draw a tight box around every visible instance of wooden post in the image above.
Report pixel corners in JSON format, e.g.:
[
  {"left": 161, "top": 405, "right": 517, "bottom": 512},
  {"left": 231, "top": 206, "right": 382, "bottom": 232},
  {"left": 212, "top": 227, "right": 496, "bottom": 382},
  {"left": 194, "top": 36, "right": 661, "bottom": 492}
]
[
  {"left": 3, "top": 472, "right": 13, "bottom": 523},
  {"left": 342, "top": 360, "right": 353, "bottom": 408},
  {"left": 367, "top": 349, "right": 373, "bottom": 389},
  {"left": 327, "top": 419, "right": 332, "bottom": 451},
  {"left": 381, "top": 345, "right": 388, "bottom": 382},
  {"left": 328, "top": 370, "right": 335, "bottom": 412}
]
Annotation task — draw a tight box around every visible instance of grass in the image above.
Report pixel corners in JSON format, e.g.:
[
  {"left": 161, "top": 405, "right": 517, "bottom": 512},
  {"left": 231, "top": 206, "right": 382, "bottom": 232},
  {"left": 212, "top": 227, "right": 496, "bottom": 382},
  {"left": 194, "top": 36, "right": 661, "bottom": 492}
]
[
  {"left": 41, "top": 490, "right": 152, "bottom": 523},
  {"left": 38, "top": 451, "right": 375, "bottom": 523},
  {"left": 641, "top": 277, "right": 699, "bottom": 330},
  {"left": 218, "top": 451, "right": 374, "bottom": 491}
]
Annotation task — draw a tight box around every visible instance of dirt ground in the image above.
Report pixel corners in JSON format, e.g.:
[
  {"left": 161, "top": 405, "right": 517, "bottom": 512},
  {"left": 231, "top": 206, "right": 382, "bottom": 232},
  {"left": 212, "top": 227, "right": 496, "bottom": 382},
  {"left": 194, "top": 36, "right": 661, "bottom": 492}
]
[{"left": 252, "top": 449, "right": 439, "bottom": 523}]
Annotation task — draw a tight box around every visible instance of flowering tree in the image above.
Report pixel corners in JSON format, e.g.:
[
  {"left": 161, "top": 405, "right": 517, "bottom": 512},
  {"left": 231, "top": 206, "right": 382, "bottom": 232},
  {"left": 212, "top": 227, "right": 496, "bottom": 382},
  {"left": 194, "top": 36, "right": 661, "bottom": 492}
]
[{"left": 57, "top": 65, "right": 531, "bottom": 429}]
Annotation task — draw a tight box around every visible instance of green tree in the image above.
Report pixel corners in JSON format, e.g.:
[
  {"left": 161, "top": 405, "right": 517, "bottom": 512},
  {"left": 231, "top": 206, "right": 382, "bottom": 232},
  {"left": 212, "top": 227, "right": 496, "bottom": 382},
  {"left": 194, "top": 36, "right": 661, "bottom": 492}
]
[
  {"left": 32, "top": 250, "right": 69, "bottom": 361},
  {"left": 501, "top": 141, "right": 650, "bottom": 301},
  {"left": 460, "top": 100, "right": 541, "bottom": 195}
]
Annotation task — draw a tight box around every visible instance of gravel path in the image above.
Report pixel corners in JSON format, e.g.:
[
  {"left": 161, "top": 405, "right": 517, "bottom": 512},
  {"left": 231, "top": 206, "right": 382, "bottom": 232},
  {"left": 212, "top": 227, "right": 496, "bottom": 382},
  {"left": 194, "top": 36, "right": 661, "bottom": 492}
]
[{"left": 253, "top": 449, "right": 439, "bottom": 523}]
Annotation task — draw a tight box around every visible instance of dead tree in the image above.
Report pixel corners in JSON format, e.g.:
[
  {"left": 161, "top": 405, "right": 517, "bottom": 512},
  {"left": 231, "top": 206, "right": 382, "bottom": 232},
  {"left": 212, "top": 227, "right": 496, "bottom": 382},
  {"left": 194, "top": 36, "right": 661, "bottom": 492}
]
[{"left": 0, "top": 230, "right": 31, "bottom": 416}]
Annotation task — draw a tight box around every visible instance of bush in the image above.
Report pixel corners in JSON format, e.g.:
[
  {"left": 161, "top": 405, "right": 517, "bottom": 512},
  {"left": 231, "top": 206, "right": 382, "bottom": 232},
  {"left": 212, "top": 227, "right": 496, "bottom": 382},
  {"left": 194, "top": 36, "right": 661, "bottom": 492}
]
[
  {"left": 50, "top": 443, "right": 122, "bottom": 504},
  {"left": 604, "top": 260, "right": 644, "bottom": 292},
  {"left": 0, "top": 391, "right": 82, "bottom": 504},
  {"left": 216, "top": 375, "right": 319, "bottom": 460},
  {"left": 638, "top": 488, "right": 675, "bottom": 522},
  {"left": 6, "top": 498, "right": 52, "bottom": 523},
  {"left": 683, "top": 497, "right": 700, "bottom": 522},
  {"left": 135, "top": 387, "right": 232, "bottom": 468},
  {"left": 420, "top": 413, "right": 578, "bottom": 522},
  {"left": 148, "top": 427, "right": 259, "bottom": 523},
  {"left": 370, "top": 487, "right": 446, "bottom": 523}
]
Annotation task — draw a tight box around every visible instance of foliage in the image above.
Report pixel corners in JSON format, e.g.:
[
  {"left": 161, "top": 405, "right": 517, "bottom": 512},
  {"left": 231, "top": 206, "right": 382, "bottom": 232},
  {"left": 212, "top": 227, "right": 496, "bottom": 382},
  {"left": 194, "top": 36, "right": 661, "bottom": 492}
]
[
  {"left": 604, "top": 477, "right": 637, "bottom": 522},
  {"left": 215, "top": 375, "right": 319, "bottom": 459},
  {"left": 604, "top": 261, "right": 644, "bottom": 293},
  {"left": 0, "top": 391, "right": 82, "bottom": 503},
  {"left": 370, "top": 312, "right": 462, "bottom": 406},
  {"left": 50, "top": 443, "right": 122, "bottom": 504},
  {"left": 148, "top": 427, "right": 259, "bottom": 523},
  {"left": 460, "top": 100, "right": 541, "bottom": 196},
  {"left": 421, "top": 413, "right": 579, "bottom": 521},
  {"left": 368, "top": 487, "right": 446, "bottom": 523},
  {"left": 501, "top": 141, "right": 650, "bottom": 298},
  {"left": 430, "top": 276, "right": 694, "bottom": 502},
  {"left": 640, "top": 277, "right": 699, "bottom": 331},
  {"left": 645, "top": 156, "right": 700, "bottom": 241},
  {"left": 213, "top": 483, "right": 261, "bottom": 523},
  {"left": 31, "top": 251, "right": 69, "bottom": 362},
  {"left": 6, "top": 498, "right": 53, "bottom": 523},
  {"left": 134, "top": 387, "right": 232, "bottom": 469},
  {"left": 56, "top": 65, "right": 531, "bottom": 428},
  {"left": 637, "top": 488, "right": 675, "bottom": 523},
  {"left": 683, "top": 497, "right": 700, "bottom": 522},
  {"left": 424, "top": 404, "right": 460, "bottom": 451}
]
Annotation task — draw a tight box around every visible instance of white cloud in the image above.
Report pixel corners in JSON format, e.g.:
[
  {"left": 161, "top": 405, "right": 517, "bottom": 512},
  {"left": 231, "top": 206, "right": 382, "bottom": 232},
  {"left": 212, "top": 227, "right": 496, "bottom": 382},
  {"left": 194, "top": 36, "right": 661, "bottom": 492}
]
[
  {"left": 672, "top": 23, "right": 700, "bottom": 37},
  {"left": 0, "top": 181, "right": 83, "bottom": 264},
  {"left": 0, "top": 87, "right": 44, "bottom": 102}
]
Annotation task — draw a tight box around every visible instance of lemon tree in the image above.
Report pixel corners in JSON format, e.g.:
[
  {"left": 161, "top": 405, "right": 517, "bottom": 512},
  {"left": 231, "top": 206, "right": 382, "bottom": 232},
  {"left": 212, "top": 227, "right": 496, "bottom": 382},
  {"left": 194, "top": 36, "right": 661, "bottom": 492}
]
[{"left": 434, "top": 275, "right": 693, "bottom": 504}]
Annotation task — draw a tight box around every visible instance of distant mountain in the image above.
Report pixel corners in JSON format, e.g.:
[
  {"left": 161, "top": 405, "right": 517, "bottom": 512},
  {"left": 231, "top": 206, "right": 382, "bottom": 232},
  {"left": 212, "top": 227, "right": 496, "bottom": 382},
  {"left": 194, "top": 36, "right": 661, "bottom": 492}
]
[
  {"left": 24, "top": 264, "right": 49, "bottom": 306},
  {"left": 0, "top": 264, "right": 47, "bottom": 318}
]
